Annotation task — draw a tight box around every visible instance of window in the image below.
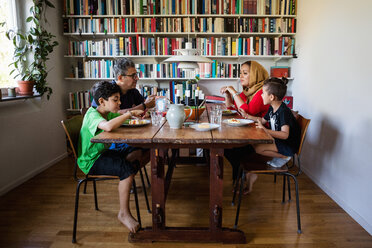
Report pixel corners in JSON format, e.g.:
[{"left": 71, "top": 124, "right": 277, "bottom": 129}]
[{"left": 0, "top": 0, "right": 17, "bottom": 88}]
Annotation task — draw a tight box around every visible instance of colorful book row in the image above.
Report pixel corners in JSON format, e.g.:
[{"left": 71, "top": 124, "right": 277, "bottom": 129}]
[
  {"left": 64, "top": 16, "right": 295, "bottom": 34},
  {"left": 64, "top": 0, "right": 296, "bottom": 16},
  {"left": 69, "top": 91, "right": 93, "bottom": 110},
  {"left": 67, "top": 36, "right": 295, "bottom": 57}
]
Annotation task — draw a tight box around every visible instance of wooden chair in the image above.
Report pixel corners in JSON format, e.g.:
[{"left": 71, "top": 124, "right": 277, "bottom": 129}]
[
  {"left": 61, "top": 115, "right": 150, "bottom": 243},
  {"left": 232, "top": 114, "right": 310, "bottom": 234}
]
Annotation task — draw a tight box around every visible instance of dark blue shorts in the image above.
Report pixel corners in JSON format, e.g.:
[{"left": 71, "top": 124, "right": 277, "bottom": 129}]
[
  {"left": 275, "top": 139, "right": 295, "bottom": 157},
  {"left": 89, "top": 145, "right": 139, "bottom": 181}
]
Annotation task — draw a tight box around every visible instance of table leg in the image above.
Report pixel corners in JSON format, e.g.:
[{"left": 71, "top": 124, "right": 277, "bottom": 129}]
[{"left": 129, "top": 147, "right": 246, "bottom": 244}]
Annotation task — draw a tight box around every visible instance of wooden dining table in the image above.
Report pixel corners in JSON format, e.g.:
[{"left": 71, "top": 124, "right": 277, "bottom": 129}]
[{"left": 91, "top": 104, "right": 273, "bottom": 244}]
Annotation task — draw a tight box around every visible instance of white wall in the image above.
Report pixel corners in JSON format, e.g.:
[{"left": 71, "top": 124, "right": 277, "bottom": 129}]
[
  {"left": 292, "top": 0, "right": 372, "bottom": 235},
  {"left": 0, "top": 0, "right": 68, "bottom": 195}
]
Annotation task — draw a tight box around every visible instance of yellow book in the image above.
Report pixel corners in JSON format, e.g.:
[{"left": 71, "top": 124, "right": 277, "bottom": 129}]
[{"left": 232, "top": 40, "right": 236, "bottom": 56}]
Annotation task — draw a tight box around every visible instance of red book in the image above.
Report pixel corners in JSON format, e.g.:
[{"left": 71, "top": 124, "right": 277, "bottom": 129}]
[
  {"left": 206, "top": 95, "right": 225, "bottom": 101},
  {"left": 270, "top": 66, "right": 290, "bottom": 77},
  {"left": 283, "top": 96, "right": 293, "bottom": 109}
]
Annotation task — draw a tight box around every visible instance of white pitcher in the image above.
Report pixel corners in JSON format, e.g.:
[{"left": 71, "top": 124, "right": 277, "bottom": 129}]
[{"left": 166, "top": 104, "right": 192, "bottom": 129}]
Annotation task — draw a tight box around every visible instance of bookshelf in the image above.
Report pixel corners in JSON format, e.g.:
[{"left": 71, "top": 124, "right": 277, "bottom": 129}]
[{"left": 63, "top": 0, "right": 297, "bottom": 111}]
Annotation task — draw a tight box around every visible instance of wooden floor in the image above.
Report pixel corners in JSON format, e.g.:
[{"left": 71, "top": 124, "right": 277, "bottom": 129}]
[{"left": 0, "top": 156, "right": 371, "bottom": 248}]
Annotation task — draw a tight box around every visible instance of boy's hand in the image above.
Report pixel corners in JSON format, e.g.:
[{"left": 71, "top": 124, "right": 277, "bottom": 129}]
[
  {"left": 256, "top": 119, "right": 265, "bottom": 129},
  {"left": 131, "top": 110, "right": 144, "bottom": 117}
]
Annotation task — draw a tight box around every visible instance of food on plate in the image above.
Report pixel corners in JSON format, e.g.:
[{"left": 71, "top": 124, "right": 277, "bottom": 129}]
[
  {"left": 198, "top": 123, "right": 211, "bottom": 129},
  {"left": 227, "top": 118, "right": 241, "bottom": 124},
  {"left": 128, "top": 119, "right": 146, "bottom": 125},
  {"left": 223, "top": 110, "right": 232, "bottom": 114}
]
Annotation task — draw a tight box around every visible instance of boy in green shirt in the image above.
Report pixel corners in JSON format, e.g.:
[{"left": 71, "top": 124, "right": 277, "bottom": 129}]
[{"left": 78, "top": 81, "right": 144, "bottom": 233}]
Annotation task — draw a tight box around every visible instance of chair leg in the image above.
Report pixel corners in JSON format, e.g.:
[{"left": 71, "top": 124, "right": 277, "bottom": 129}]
[
  {"left": 132, "top": 179, "right": 142, "bottom": 228},
  {"left": 234, "top": 171, "right": 245, "bottom": 229},
  {"left": 231, "top": 167, "right": 242, "bottom": 206},
  {"left": 83, "top": 180, "right": 88, "bottom": 194},
  {"left": 93, "top": 180, "right": 99, "bottom": 210},
  {"left": 282, "top": 175, "right": 286, "bottom": 203},
  {"left": 144, "top": 167, "right": 151, "bottom": 188},
  {"left": 139, "top": 169, "right": 151, "bottom": 213},
  {"left": 72, "top": 180, "right": 85, "bottom": 243},
  {"left": 287, "top": 175, "right": 292, "bottom": 202},
  {"left": 285, "top": 173, "right": 302, "bottom": 234}
]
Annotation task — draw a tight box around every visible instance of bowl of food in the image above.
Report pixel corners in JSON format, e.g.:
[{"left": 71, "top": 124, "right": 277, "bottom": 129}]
[{"left": 184, "top": 106, "right": 206, "bottom": 120}]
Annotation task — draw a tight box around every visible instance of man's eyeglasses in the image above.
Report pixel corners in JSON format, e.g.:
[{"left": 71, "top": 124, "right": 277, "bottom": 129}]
[{"left": 123, "top": 72, "right": 140, "bottom": 79}]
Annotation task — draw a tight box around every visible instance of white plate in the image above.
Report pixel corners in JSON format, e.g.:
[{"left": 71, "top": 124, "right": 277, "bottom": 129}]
[
  {"left": 222, "top": 110, "right": 238, "bottom": 116},
  {"left": 121, "top": 119, "right": 151, "bottom": 127},
  {"left": 223, "top": 118, "right": 254, "bottom": 127},
  {"left": 189, "top": 123, "right": 220, "bottom": 131}
]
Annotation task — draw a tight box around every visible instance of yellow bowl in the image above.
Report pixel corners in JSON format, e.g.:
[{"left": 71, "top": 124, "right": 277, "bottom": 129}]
[{"left": 184, "top": 106, "right": 206, "bottom": 120}]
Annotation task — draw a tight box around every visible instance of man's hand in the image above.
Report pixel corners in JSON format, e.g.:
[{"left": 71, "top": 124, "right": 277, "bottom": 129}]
[
  {"left": 131, "top": 110, "right": 144, "bottom": 117},
  {"left": 144, "top": 95, "right": 156, "bottom": 108}
]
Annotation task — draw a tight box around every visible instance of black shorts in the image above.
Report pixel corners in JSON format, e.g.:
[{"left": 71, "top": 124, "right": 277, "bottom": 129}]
[
  {"left": 275, "top": 139, "right": 295, "bottom": 157},
  {"left": 89, "top": 147, "right": 139, "bottom": 181}
]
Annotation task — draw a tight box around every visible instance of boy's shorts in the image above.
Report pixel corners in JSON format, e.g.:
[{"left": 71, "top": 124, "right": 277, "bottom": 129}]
[
  {"left": 88, "top": 145, "right": 140, "bottom": 180},
  {"left": 275, "top": 139, "right": 295, "bottom": 157}
]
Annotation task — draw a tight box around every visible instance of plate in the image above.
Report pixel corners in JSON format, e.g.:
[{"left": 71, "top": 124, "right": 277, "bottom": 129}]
[
  {"left": 222, "top": 109, "right": 238, "bottom": 116},
  {"left": 121, "top": 119, "right": 151, "bottom": 127},
  {"left": 189, "top": 123, "right": 220, "bottom": 131},
  {"left": 223, "top": 118, "right": 254, "bottom": 127}
]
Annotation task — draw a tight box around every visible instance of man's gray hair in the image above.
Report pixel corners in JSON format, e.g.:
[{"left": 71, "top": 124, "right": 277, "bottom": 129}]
[{"left": 113, "top": 58, "right": 135, "bottom": 79}]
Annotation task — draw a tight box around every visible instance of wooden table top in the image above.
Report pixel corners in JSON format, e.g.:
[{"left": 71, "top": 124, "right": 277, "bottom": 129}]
[{"left": 91, "top": 104, "right": 273, "bottom": 147}]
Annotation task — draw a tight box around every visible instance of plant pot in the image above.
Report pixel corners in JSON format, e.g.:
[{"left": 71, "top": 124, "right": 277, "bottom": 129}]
[{"left": 17, "top": 80, "right": 35, "bottom": 96}]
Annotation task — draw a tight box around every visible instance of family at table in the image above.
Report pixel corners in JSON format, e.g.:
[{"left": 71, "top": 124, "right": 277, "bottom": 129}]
[{"left": 77, "top": 58, "right": 301, "bottom": 235}]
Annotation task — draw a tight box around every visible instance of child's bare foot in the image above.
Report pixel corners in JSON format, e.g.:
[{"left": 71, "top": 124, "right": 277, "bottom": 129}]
[
  {"left": 118, "top": 212, "right": 140, "bottom": 233},
  {"left": 245, "top": 173, "right": 258, "bottom": 194}
]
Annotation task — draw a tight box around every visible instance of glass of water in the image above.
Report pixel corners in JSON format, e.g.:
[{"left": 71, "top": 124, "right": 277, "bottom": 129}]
[
  {"left": 210, "top": 109, "right": 222, "bottom": 125},
  {"left": 150, "top": 111, "right": 162, "bottom": 126}
]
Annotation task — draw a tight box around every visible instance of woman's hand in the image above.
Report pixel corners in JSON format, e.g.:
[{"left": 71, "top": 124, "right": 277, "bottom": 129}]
[
  {"left": 238, "top": 107, "right": 248, "bottom": 119},
  {"left": 220, "top": 86, "right": 236, "bottom": 95}
]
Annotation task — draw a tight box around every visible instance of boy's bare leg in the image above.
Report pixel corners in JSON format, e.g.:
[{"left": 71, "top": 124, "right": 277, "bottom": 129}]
[
  {"left": 126, "top": 149, "right": 150, "bottom": 168},
  {"left": 253, "top": 143, "right": 287, "bottom": 158},
  {"left": 244, "top": 173, "right": 258, "bottom": 194},
  {"left": 117, "top": 175, "right": 140, "bottom": 233}
]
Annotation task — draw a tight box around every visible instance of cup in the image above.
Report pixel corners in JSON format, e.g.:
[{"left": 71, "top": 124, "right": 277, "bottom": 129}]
[
  {"left": 210, "top": 109, "right": 222, "bottom": 125},
  {"left": 150, "top": 111, "right": 162, "bottom": 126},
  {"left": 8, "top": 87, "right": 16, "bottom": 97}
]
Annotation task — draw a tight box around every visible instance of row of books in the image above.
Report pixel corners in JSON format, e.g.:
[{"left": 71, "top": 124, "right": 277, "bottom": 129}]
[
  {"left": 64, "top": 16, "right": 296, "bottom": 34},
  {"left": 67, "top": 36, "right": 295, "bottom": 57},
  {"left": 69, "top": 91, "right": 93, "bottom": 110},
  {"left": 64, "top": 0, "right": 296, "bottom": 16},
  {"left": 70, "top": 60, "right": 241, "bottom": 79}
]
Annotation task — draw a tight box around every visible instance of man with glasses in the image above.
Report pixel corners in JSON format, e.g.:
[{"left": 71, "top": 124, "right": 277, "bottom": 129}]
[{"left": 92, "top": 58, "right": 156, "bottom": 112}]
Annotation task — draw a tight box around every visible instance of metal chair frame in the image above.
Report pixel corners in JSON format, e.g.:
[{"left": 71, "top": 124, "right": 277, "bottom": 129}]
[
  {"left": 61, "top": 115, "right": 151, "bottom": 243},
  {"left": 232, "top": 114, "right": 310, "bottom": 234}
]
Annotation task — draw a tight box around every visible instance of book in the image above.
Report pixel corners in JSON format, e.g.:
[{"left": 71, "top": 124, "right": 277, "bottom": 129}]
[
  {"left": 270, "top": 66, "right": 290, "bottom": 77},
  {"left": 283, "top": 96, "right": 293, "bottom": 109}
]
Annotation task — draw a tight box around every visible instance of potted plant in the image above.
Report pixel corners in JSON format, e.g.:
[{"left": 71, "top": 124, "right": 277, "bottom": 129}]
[{"left": 3, "top": 0, "right": 58, "bottom": 99}]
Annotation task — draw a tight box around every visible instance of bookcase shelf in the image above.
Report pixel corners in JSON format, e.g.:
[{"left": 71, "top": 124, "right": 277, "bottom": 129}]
[{"left": 63, "top": 0, "right": 297, "bottom": 110}]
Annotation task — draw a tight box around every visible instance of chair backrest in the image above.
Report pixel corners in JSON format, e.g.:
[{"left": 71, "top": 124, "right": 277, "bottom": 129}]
[
  {"left": 296, "top": 114, "right": 310, "bottom": 156},
  {"left": 61, "top": 115, "right": 84, "bottom": 160}
]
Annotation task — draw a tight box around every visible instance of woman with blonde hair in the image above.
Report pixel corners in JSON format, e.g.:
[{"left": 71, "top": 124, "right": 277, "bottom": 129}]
[{"left": 220, "top": 61, "right": 270, "bottom": 194}]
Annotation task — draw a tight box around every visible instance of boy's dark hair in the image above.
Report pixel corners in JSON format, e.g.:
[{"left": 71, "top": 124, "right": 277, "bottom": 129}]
[
  {"left": 92, "top": 81, "right": 121, "bottom": 106},
  {"left": 113, "top": 58, "right": 135, "bottom": 79},
  {"left": 263, "top": 77, "right": 289, "bottom": 101}
]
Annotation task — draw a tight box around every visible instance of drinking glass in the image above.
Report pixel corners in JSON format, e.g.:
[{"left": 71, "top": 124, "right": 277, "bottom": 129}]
[
  {"left": 151, "top": 111, "right": 162, "bottom": 126},
  {"left": 210, "top": 109, "right": 222, "bottom": 125}
]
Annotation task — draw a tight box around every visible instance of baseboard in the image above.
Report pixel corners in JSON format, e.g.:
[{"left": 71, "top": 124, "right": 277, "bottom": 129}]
[
  {"left": 0, "top": 152, "right": 68, "bottom": 196},
  {"left": 302, "top": 166, "right": 372, "bottom": 236}
]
